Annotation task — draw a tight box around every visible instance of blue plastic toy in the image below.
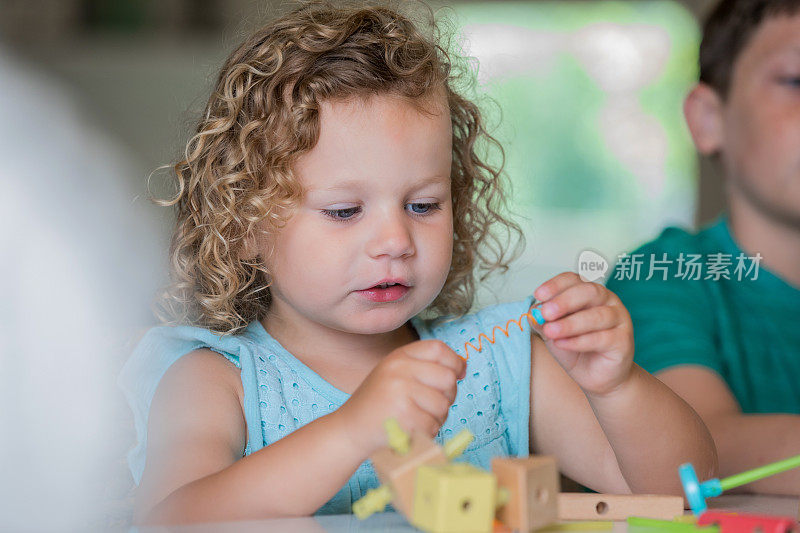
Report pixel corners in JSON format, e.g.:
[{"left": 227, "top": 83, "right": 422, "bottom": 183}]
[{"left": 680, "top": 454, "right": 800, "bottom": 515}]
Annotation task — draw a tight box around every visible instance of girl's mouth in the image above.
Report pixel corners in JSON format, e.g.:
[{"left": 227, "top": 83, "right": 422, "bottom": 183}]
[{"left": 356, "top": 282, "right": 410, "bottom": 302}]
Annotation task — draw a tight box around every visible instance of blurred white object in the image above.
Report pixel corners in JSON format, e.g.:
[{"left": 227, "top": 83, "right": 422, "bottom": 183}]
[{"left": 0, "top": 48, "right": 160, "bottom": 530}]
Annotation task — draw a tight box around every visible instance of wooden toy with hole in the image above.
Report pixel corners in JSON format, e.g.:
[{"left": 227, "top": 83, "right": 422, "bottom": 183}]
[
  {"left": 354, "top": 418, "right": 564, "bottom": 532},
  {"left": 353, "top": 418, "right": 730, "bottom": 533}
]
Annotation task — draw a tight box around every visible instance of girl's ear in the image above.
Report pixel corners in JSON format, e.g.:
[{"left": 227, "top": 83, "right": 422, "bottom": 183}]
[{"left": 683, "top": 83, "right": 725, "bottom": 156}]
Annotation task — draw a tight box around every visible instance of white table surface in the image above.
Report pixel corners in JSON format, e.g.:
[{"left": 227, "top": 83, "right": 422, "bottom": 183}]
[{"left": 134, "top": 494, "right": 799, "bottom": 533}]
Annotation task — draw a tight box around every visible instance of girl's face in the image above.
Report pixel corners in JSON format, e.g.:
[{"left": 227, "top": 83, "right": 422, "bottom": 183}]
[{"left": 264, "top": 93, "right": 454, "bottom": 336}]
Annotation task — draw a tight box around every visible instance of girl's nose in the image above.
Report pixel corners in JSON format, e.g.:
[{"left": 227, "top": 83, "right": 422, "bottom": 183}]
[{"left": 365, "top": 210, "right": 415, "bottom": 259}]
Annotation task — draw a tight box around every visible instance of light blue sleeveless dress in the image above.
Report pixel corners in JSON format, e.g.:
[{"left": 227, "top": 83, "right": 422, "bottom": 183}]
[{"left": 118, "top": 296, "right": 534, "bottom": 514}]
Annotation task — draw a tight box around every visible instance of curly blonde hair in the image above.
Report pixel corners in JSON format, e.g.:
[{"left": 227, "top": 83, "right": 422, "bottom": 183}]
[{"left": 156, "top": 0, "right": 523, "bottom": 334}]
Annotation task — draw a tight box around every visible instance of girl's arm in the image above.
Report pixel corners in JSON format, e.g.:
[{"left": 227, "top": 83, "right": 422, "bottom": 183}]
[
  {"left": 528, "top": 273, "right": 718, "bottom": 495},
  {"left": 134, "top": 348, "right": 367, "bottom": 524},
  {"left": 136, "top": 339, "right": 466, "bottom": 525}
]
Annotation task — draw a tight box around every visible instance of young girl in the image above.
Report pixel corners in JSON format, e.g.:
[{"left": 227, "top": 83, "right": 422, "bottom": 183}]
[{"left": 120, "top": 0, "right": 717, "bottom": 525}]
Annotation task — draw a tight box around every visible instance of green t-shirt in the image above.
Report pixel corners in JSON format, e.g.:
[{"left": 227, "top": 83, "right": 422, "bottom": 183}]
[{"left": 606, "top": 216, "right": 800, "bottom": 414}]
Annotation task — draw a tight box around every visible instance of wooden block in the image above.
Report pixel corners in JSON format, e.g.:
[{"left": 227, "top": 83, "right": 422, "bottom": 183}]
[
  {"left": 558, "top": 493, "right": 684, "bottom": 521},
  {"left": 493, "top": 456, "right": 560, "bottom": 531},
  {"left": 370, "top": 432, "right": 447, "bottom": 518}
]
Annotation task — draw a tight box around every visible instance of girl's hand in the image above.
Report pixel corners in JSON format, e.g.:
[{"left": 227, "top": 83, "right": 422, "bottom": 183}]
[
  {"left": 531, "top": 272, "right": 634, "bottom": 397},
  {"left": 334, "top": 340, "right": 466, "bottom": 455}
]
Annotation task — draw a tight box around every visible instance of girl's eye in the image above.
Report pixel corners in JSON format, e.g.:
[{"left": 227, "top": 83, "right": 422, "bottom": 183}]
[
  {"left": 322, "top": 206, "right": 361, "bottom": 220},
  {"left": 779, "top": 76, "right": 800, "bottom": 88},
  {"left": 407, "top": 202, "right": 441, "bottom": 215},
  {"left": 321, "top": 203, "right": 441, "bottom": 221}
]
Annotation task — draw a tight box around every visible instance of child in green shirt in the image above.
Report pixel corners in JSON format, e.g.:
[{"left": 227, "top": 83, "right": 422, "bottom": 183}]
[{"left": 608, "top": 0, "right": 800, "bottom": 495}]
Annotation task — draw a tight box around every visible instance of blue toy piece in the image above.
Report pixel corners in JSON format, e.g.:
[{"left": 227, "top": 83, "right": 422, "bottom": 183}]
[
  {"left": 681, "top": 454, "right": 800, "bottom": 515},
  {"left": 530, "top": 307, "right": 545, "bottom": 325},
  {"left": 529, "top": 298, "right": 546, "bottom": 326},
  {"left": 678, "top": 463, "right": 722, "bottom": 515}
]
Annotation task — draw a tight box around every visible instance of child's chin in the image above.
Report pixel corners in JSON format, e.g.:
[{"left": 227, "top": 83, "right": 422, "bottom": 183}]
[{"left": 345, "top": 310, "right": 417, "bottom": 335}]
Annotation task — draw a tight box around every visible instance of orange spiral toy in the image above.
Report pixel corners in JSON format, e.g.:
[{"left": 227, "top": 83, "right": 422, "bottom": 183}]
[{"left": 460, "top": 299, "right": 546, "bottom": 360}]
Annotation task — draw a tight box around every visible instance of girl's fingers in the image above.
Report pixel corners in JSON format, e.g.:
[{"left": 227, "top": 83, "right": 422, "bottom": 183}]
[
  {"left": 404, "top": 340, "right": 467, "bottom": 379},
  {"left": 533, "top": 272, "right": 582, "bottom": 301},
  {"left": 543, "top": 305, "right": 620, "bottom": 339},
  {"left": 409, "top": 384, "right": 451, "bottom": 427},
  {"left": 552, "top": 328, "right": 618, "bottom": 353},
  {"left": 398, "top": 408, "right": 442, "bottom": 439},
  {"left": 539, "top": 281, "right": 608, "bottom": 322},
  {"left": 411, "top": 360, "right": 459, "bottom": 402}
]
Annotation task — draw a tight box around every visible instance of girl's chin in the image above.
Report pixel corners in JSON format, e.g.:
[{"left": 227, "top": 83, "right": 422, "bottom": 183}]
[{"left": 340, "top": 307, "right": 423, "bottom": 335}]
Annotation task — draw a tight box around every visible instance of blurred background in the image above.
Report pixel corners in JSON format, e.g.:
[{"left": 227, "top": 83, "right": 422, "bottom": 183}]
[{"left": 0, "top": 0, "right": 723, "bottom": 529}]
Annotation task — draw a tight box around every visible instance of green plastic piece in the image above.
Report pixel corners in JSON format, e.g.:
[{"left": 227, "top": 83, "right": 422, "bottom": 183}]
[
  {"left": 672, "top": 516, "right": 702, "bottom": 524},
  {"left": 627, "top": 516, "right": 718, "bottom": 532},
  {"left": 352, "top": 484, "right": 393, "bottom": 519},
  {"left": 443, "top": 428, "right": 474, "bottom": 459},
  {"left": 719, "top": 453, "right": 800, "bottom": 491},
  {"left": 384, "top": 418, "right": 410, "bottom": 455}
]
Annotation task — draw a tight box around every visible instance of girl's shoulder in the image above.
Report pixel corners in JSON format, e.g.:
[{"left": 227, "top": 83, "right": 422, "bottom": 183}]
[
  {"left": 125, "top": 322, "right": 265, "bottom": 371},
  {"left": 118, "top": 322, "right": 263, "bottom": 485}
]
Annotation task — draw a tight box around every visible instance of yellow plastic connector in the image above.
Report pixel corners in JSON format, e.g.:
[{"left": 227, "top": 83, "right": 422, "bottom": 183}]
[
  {"left": 352, "top": 484, "right": 393, "bottom": 520},
  {"left": 496, "top": 486, "right": 510, "bottom": 508},
  {"left": 384, "top": 418, "right": 410, "bottom": 455},
  {"left": 443, "top": 428, "right": 473, "bottom": 459}
]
